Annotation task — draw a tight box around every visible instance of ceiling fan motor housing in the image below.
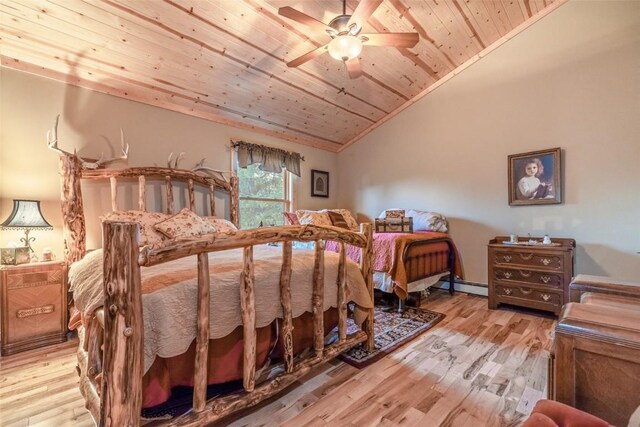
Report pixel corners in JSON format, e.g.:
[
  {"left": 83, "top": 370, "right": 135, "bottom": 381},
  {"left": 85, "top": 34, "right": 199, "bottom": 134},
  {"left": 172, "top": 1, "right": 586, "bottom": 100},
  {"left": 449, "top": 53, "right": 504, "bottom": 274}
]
[{"left": 328, "top": 15, "right": 357, "bottom": 35}]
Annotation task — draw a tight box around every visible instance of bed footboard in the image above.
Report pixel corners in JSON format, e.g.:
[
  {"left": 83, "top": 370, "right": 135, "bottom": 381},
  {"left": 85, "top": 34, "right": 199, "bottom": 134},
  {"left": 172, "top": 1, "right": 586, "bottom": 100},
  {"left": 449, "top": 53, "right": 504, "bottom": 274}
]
[
  {"left": 403, "top": 237, "right": 457, "bottom": 295},
  {"left": 84, "top": 221, "right": 373, "bottom": 426}
]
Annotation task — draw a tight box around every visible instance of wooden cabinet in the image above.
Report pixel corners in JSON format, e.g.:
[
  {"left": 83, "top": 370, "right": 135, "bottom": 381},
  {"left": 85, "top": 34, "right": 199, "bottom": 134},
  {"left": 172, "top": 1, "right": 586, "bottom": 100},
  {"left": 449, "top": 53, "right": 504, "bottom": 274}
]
[
  {"left": 1, "top": 260, "right": 68, "bottom": 355},
  {"left": 488, "top": 236, "right": 575, "bottom": 315},
  {"left": 550, "top": 302, "right": 640, "bottom": 426}
]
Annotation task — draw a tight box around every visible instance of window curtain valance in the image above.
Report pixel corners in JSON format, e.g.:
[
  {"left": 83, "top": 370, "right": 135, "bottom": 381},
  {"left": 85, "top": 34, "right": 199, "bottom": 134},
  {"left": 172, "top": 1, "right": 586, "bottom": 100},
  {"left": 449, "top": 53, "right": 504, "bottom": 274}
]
[{"left": 233, "top": 140, "right": 304, "bottom": 177}]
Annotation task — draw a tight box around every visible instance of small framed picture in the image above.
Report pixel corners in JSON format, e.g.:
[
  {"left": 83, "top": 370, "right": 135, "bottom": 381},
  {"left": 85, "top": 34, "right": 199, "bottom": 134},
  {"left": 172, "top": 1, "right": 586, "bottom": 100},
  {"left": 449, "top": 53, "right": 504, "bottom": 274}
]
[
  {"left": 508, "top": 148, "right": 562, "bottom": 206},
  {"left": 311, "top": 169, "right": 329, "bottom": 198}
]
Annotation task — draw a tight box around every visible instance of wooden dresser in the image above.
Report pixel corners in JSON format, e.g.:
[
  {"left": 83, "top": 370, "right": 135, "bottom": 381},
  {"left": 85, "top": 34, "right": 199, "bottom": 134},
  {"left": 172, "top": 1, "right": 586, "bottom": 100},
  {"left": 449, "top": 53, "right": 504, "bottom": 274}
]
[
  {"left": 488, "top": 236, "right": 575, "bottom": 315},
  {"left": 0, "top": 260, "right": 68, "bottom": 355}
]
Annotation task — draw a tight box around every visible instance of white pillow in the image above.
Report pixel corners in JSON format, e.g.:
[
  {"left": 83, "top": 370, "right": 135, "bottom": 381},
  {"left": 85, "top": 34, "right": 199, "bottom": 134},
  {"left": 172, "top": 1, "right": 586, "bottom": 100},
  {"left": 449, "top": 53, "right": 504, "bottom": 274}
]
[{"left": 406, "top": 209, "right": 448, "bottom": 232}]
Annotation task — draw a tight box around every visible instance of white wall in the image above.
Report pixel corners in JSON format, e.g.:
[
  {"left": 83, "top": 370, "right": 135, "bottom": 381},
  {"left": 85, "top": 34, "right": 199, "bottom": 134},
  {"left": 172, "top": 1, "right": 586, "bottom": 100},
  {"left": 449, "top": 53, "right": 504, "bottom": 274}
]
[
  {"left": 0, "top": 68, "right": 338, "bottom": 257},
  {"left": 338, "top": 0, "right": 640, "bottom": 283}
]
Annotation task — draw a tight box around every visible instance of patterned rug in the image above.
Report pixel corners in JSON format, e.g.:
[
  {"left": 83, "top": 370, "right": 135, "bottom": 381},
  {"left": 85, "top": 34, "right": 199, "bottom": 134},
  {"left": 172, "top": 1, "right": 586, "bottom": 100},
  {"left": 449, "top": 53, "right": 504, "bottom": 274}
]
[{"left": 338, "top": 306, "right": 445, "bottom": 369}]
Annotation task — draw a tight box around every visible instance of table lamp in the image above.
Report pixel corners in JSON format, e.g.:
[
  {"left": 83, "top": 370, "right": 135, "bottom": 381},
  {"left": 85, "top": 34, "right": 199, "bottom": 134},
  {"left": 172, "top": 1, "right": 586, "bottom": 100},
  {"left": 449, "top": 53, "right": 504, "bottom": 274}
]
[{"left": 0, "top": 200, "right": 53, "bottom": 256}]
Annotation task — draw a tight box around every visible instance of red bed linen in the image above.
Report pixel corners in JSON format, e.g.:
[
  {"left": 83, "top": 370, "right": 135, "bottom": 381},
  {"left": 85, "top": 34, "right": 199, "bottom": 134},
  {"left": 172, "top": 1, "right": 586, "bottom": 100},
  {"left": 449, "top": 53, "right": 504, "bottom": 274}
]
[
  {"left": 326, "top": 231, "right": 461, "bottom": 298},
  {"left": 74, "top": 309, "right": 339, "bottom": 409}
]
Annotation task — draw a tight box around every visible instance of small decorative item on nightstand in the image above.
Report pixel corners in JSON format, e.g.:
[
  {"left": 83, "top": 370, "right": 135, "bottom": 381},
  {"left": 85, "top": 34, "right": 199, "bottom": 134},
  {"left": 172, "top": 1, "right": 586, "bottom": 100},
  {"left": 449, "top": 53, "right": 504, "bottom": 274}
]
[
  {"left": 0, "top": 246, "right": 31, "bottom": 265},
  {"left": 0, "top": 260, "right": 68, "bottom": 355}
]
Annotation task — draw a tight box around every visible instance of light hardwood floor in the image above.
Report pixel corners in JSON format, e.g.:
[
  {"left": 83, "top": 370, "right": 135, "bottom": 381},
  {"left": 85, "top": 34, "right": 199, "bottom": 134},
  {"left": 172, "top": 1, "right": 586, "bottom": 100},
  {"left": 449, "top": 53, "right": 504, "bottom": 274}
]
[{"left": 0, "top": 292, "right": 554, "bottom": 426}]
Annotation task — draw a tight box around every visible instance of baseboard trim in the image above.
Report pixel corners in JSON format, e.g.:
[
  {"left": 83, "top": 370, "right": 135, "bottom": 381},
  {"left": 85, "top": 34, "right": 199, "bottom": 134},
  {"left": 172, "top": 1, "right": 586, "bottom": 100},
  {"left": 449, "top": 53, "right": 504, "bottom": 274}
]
[{"left": 433, "top": 279, "right": 488, "bottom": 297}]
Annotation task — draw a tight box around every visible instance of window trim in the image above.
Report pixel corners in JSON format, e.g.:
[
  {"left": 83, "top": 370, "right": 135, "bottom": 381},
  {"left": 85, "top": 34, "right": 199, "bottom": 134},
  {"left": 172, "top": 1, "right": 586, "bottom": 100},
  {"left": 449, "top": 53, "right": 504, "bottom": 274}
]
[{"left": 232, "top": 148, "right": 295, "bottom": 227}]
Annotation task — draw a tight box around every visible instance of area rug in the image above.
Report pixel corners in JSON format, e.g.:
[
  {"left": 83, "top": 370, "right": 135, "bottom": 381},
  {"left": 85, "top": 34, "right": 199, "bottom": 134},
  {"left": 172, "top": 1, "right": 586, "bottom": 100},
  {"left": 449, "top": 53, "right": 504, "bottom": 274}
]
[{"left": 338, "top": 306, "right": 445, "bottom": 369}]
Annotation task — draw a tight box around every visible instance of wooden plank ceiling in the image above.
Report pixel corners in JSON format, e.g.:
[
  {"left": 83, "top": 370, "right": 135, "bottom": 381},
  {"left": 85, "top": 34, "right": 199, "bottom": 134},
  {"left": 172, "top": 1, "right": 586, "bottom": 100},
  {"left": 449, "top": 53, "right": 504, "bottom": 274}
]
[{"left": 0, "top": 0, "right": 564, "bottom": 152}]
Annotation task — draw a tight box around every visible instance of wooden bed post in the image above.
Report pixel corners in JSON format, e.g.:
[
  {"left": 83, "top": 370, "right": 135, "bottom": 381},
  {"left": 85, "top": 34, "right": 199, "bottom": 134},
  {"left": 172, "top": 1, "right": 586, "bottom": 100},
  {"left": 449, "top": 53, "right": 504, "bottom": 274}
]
[
  {"left": 360, "top": 223, "right": 374, "bottom": 351},
  {"left": 101, "top": 221, "right": 143, "bottom": 427},
  {"left": 279, "top": 241, "right": 294, "bottom": 373},
  {"left": 312, "top": 240, "right": 325, "bottom": 357},
  {"left": 240, "top": 246, "right": 256, "bottom": 392},
  {"left": 59, "top": 154, "right": 86, "bottom": 264},
  {"left": 230, "top": 176, "right": 239, "bottom": 228}
]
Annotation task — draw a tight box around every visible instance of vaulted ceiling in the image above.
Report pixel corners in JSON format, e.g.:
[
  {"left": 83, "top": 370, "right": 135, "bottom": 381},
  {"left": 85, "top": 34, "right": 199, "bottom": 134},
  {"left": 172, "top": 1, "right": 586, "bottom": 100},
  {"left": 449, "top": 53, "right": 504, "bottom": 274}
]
[{"left": 1, "top": 0, "right": 564, "bottom": 152}]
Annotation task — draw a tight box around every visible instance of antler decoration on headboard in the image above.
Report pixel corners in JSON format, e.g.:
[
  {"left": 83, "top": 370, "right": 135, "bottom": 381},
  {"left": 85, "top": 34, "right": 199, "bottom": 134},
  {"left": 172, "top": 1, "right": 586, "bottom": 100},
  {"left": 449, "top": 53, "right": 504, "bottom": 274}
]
[
  {"left": 47, "top": 114, "right": 131, "bottom": 264},
  {"left": 192, "top": 158, "right": 231, "bottom": 183},
  {"left": 47, "top": 115, "right": 129, "bottom": 170},
  {"left": 167, "top": 152, "right": 185, "bottom": 169}
]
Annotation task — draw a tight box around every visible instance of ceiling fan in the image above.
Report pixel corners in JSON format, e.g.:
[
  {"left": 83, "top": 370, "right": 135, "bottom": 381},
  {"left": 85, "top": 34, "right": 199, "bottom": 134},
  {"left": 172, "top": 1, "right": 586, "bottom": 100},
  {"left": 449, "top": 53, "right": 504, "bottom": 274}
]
[{"left": 279, "top": 0, "right": 419, "bottom": 79}]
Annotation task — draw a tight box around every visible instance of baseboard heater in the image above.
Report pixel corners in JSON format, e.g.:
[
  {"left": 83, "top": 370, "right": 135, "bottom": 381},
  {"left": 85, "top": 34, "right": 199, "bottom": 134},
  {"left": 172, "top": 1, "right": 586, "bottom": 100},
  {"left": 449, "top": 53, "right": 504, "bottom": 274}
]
[{"left": 433, "top": 279, "right": 488, "bottom": 297}]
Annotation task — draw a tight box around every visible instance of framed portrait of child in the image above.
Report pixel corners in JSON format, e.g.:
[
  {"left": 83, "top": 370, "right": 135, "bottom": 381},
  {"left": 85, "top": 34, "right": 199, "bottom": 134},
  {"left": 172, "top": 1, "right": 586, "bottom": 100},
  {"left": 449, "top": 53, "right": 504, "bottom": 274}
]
[{"left": 508, "top": 148, "right": 562, "bottom": 206}]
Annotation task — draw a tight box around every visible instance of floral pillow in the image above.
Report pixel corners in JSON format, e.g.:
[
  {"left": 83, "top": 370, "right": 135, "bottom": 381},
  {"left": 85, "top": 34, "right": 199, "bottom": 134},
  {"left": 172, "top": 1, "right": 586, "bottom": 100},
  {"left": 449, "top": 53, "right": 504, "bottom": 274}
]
[
  {"left": 296, "top": 210, "right": 332, "bottom": 227},
  {"left": 329, "top": 209, "right": 359, "bottom": 231},
  {"left": 204, "top": 217, "right": 238, "bottom": 234},
  {"left": 100, "top": 210, "right": 169, "bottom": 246},
  {"left": 154, "top": 208, "right": 217, "bottom": 239},
  {"left": 327, "top": 211, "right": 350, "bottom": 229}
]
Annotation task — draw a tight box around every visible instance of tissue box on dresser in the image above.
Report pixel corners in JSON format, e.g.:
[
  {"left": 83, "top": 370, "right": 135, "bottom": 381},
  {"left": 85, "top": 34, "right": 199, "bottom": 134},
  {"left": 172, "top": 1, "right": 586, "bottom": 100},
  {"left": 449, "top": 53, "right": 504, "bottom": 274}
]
[{"left": 1, "top": 247, "right": 30, "bottom": 265}]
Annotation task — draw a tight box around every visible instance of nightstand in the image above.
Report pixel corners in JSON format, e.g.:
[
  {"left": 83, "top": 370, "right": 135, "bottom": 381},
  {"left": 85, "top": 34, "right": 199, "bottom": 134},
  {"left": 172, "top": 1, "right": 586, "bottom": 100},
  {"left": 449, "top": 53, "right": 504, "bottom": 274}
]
[
  {"left": 488, "top": 236, "right": 575, "bottom": 315},
  {"left": 0, "top": 260, "right": 68, "bottom": 355}
]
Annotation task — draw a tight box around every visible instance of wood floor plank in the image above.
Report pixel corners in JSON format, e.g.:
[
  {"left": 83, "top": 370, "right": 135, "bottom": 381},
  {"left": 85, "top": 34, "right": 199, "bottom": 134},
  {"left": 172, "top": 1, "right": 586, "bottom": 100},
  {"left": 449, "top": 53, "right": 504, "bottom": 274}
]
[{"left": 0, "top": 291, "right": 554, "bottom": 426}]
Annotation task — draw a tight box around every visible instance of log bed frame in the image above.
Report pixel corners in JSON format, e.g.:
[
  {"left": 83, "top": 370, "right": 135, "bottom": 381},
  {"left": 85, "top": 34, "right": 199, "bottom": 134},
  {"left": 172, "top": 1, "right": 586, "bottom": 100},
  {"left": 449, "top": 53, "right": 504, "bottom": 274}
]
[{"left": 57, "top": 153, "right": 374, "bottom": 426}]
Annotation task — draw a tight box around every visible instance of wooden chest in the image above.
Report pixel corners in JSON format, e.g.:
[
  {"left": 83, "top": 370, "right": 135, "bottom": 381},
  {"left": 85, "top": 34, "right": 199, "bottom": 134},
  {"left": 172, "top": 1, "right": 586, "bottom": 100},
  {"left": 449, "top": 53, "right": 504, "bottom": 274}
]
[
  {"left": 550, "top": 302, "right": 640, "bottom": 425},
  {"left": 0, "top": 260, "right": 68, "bottom": 355},
  {"left": 488, "top": 236, "right": 575, "bottom": 315}
]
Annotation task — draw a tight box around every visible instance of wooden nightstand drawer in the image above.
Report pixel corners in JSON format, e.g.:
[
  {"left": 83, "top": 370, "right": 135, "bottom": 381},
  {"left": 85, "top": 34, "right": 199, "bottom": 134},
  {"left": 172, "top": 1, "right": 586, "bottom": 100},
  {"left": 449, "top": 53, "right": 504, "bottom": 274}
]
[{"left": 1, "top": 261, "right": 68, "bottom": 355}]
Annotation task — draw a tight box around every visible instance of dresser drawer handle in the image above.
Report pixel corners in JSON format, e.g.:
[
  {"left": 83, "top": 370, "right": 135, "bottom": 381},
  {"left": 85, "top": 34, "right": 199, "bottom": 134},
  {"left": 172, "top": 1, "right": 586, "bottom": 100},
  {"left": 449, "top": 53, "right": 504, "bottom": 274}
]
[
  {"left": 541, "top": 294, "right": 552, "bottom": 302},
  {"left": 519, "top": 270, "right": 532, "bottom": 278},
  {"left": 541, "top": 258, "right": 551, "bottom": 266},
  {"left": 504, "top": 288, "right": 512, "bottom": 295},
  {"left": 503, "top": 272, "right": 513, "bottom": 279},
  {"left": 540, "top": 276, "right": 552, "bottom": 284},
  {"left": 520, "top": 288, "right": 533, "bottom": 295},
  {"left": 519, "top": 253, "right": 534, "bottom": 260},
  {"left": 502, "top": 255, "right": 512, "bottom": 262},
  {"left": 16, "top": 304, "right": 54, "bottom": 318}
]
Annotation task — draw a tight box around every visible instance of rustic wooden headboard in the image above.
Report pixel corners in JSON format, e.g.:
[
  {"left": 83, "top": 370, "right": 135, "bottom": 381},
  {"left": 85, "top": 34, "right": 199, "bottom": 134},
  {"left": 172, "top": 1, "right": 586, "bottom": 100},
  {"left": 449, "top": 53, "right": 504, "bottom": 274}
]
[{"left": 58, "top": 154, "right": 239, "bottom": 265}]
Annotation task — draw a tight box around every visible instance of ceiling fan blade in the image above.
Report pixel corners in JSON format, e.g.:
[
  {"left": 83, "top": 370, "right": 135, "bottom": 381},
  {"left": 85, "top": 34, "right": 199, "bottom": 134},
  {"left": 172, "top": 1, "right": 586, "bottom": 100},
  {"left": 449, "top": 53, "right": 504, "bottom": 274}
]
[
  {"left": 345, "top": 57, "right": 363, "bottom": 79},
  {"left": 360, "top": 33, "right": 419, "bottom": 47},
  {"left": 347, "top": 0, "right": 383, "bottom": 29},
  {"left": 286, "top": 45, "right": 328, "bottom": 68},
  {"left": 278, "top": 6, "right": 332, "bottom": 33}
]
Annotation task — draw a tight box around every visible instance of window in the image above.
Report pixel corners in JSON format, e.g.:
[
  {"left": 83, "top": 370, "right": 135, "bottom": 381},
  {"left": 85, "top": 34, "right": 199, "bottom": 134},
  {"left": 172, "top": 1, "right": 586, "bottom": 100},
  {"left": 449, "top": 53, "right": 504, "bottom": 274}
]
[{"left": 237, "top": 163, "right": 293, "bottom": 229}]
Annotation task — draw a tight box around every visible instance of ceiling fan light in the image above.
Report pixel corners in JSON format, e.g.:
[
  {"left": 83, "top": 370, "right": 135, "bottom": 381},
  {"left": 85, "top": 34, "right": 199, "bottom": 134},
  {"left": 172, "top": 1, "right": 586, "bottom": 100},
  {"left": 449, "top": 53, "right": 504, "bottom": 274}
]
[{"left": 328, "top": 35, "right": 363, "bottom": 61}]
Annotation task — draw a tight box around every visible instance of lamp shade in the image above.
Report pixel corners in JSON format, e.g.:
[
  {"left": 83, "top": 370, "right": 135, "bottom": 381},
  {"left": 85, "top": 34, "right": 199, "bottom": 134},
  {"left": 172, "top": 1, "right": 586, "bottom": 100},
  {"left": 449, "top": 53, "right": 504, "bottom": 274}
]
[
  {"left": 328, "top": 35, "right": 363, "bottom": 61},
  {"left": 0, "top": 200, "right": 52, "bottom": 230}
]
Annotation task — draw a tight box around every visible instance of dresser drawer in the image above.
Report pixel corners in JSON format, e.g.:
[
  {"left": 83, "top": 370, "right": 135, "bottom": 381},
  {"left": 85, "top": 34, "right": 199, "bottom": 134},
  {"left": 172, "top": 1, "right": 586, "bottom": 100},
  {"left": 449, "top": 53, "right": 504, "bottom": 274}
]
[
  {"left": 495, "top": 284, "right": 562, "bottom": 310},
  {"left": 492, "top": 249, "right": 564, "bottom": 270},
  {"left": 493, "top": 268, "right": 563, "bottom": 288}
]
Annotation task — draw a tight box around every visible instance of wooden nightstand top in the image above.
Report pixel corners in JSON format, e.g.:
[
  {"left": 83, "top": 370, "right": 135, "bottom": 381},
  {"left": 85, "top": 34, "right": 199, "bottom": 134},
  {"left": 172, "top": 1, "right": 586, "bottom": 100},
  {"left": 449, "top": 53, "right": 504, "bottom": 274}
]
[{"left": 0, "top": 260, "right": 66, "bottom": 271}]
